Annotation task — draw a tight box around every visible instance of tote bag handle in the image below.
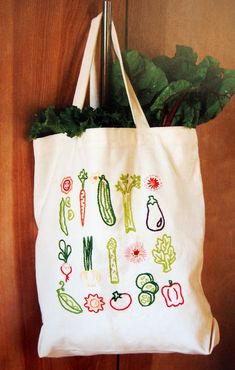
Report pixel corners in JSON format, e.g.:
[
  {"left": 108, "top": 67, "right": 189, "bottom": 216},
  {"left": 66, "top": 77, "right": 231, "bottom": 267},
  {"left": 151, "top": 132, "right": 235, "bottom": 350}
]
[{"left": 73, "top": 13, "right": 150, "bottom": 129}]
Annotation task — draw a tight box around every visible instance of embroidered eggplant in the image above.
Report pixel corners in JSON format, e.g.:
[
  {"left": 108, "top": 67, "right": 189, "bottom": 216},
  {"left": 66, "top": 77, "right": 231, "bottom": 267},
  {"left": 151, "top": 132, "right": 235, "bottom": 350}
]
[
  {"left": 57, "top": 281, "right": 83, "bottom": 314},
  {"left": 146, "top": 195, "right": 165, "bottom": 231},
  {"left": 97, "top": 175, "right": 116, "bottom": 226}
]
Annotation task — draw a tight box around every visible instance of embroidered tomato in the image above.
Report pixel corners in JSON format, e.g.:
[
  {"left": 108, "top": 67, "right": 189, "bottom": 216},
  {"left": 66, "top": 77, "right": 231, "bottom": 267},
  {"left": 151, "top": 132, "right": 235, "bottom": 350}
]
[
  {"left": 109, "top": 291, "right": 132, "bottom": 311},
  {"left": 161, "top": 280, "right": 184, "bottom": 308},
  {"left": 61, "top": 176, "right": 73, "bottom": 194}
]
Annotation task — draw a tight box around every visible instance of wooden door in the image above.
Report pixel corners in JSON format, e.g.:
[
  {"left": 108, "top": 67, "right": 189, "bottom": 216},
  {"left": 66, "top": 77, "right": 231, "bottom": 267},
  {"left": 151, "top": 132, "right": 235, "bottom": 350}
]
[{"left": 0, "top": 1, "right": 234, "bottom": 369}]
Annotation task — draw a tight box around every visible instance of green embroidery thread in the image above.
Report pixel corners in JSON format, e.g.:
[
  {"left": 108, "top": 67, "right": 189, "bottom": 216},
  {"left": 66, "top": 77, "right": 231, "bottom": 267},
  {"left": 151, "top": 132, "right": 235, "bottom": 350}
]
[
  {"left": 135, "top": 273, "right": 159, "bottom": 307},
  {"left": 57, "top": 281, "right": 83, "bottom": 314},
  {"left": 58, "top": 239, "right": 72, "bottom": 282},
  {"left": 97, "top": 175, "right": 116, "bottom": 226},
  {"left": 81, "top": 236, "right": 101, "bottom": 287},
  {"left": 59, "top": 198, "right": 68, "bottom": 236},
  {"left": 78, "top": 169, "right": 88, "bottom": 227},
  {"left": 115, "top": 174, "right": 141, "bottom": 233},
  {"left": 152, "top": 234, "right": 176, "bottom": 272},
  {"left": 106, "top": 237, "right": 119, "bottom": 284}
]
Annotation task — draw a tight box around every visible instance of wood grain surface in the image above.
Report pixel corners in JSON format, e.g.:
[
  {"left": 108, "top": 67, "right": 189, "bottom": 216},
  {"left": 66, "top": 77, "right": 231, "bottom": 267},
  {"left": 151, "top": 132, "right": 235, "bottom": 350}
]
[{"left": 0, "top": 1, "right": 234, "bottom": 369}]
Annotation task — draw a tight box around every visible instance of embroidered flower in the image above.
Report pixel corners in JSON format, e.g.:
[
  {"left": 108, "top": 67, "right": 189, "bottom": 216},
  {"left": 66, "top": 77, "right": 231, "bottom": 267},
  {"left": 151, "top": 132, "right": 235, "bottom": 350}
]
[
  {"left": 144, "top": 175, "right": 162, "bottom": 191},
  {"left": 84, "top": 294, "right": 105, "bottom": 313},
  {"left": 60, "top": 176, "right": 73, "bottom": 194},
  {"left": 125, "top": 242, "right": 147, "bottom": 263}
]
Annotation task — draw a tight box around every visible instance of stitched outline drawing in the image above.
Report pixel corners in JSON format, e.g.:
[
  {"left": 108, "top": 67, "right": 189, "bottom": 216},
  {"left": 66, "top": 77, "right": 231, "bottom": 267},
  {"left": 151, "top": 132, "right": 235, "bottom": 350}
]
[
  {"left": 161, "top": 280, "right": 184, "bottom": 307},
  {"left": 59, "top": 196, "right": 75, "bottom": 236},
  {"left": 58, "top": 239, "right": 72, "bottom": 282},
  {"left": 116, "top": 174, "right": 141, "bottom": 233},
  {"left": 135, "top": 273, "right": 159, "bottom": 307},
  {"left": 125, "top": 242, "right": 147, "bottom": 263},
  {"left": 144, "top": 175, "right": 162, "bottom": 191},
  {"left": 57, "top": 281, "right": 83, "bottom": 314},
  {"left": 84, "top": 294, "right": 105, "bottom": 313},
  {"left": 109, "top": 291, "right": 132, "bottom": 311},
  {"left": 78, "top": 169, "right": 88, "bottom": 227},
  {"left": 97, "top": 175, "right": 116, "bottom": 226},
  {"left": 81, "top": 236, "right": 101, "bottom": 287},
  {"left": 146, "top": 195, "right": 165, "bottom": 232},
  {"left": 152, "top": 234, "right": 176, "bottom": 272},
  {"left": 60, "top": 176, "right": 73, "bottom": 194},
  {"left": 106, "top": 237, "right": 119, "bottom": 284}
]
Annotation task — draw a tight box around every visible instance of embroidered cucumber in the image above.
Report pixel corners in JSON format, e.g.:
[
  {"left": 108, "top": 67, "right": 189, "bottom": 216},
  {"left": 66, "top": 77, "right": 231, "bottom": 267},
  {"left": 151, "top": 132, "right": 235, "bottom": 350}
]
[
  {"left": 142, "top": 281, "right": 159, "bottom": 295},
  {"left": 136, "top": 273, "right": 154, "bottom": 289},
  {"left": 57, "top": 281, "right": 83, "bottom": 314},
  {"left": 97, "top": 175, "right": 116, "bottom": 226},
  {"left": 138, "top": 291, "right": 155, "bottom": 307}
]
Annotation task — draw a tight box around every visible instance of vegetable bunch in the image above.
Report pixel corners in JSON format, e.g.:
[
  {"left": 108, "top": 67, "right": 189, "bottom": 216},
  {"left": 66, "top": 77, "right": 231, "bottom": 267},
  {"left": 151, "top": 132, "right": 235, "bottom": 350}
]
[{"left": 29, "top": 45, "right": 235, "bottom": 139}]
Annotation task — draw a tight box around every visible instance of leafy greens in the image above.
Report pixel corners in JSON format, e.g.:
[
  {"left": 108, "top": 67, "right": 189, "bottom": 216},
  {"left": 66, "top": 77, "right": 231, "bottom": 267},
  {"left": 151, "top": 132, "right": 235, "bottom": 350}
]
[{"left": 29, "top": 45, "right": 235, "bottom": 139}]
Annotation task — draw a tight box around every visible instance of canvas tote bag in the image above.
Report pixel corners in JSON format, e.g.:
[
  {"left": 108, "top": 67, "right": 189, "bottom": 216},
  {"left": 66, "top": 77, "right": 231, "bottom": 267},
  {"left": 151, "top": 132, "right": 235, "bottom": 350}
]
[{"left": 33, "top": 13, "right": 220, "bottom": 357}]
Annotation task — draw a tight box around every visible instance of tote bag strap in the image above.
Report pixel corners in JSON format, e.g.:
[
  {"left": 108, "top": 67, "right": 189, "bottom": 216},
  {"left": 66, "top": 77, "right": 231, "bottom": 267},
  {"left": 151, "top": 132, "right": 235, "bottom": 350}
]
[{"left": 73, "top": 13, "right": 150, "bottom": 129}]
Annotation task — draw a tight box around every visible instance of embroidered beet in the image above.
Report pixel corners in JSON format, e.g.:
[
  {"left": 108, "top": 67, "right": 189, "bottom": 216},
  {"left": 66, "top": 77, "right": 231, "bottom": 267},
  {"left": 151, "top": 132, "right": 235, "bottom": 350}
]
[{"left": 146, "top": 195, "right": 165, "bottom": 231}]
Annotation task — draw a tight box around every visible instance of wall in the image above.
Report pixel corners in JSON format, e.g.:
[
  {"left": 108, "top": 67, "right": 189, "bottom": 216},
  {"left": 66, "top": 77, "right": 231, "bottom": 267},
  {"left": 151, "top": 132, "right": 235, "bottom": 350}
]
[{"left": 0, "top": 1, "right": 234, "bottom": 369}]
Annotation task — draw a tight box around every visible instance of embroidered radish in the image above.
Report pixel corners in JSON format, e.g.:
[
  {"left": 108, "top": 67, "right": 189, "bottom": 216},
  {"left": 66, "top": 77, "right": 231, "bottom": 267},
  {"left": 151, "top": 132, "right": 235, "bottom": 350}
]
[
  {"left": 80, "top": 236, "right": 101, "bottom": 287},
  {"left": 78, "top": 169, "right": 88, "bottom": 227},
  {"left": 146, "top": 195, "right": 165, "bottom": 231},
  {"left": 58, "top": 239, "right": 72, "bottom": 282},
  {"left": 161, "top": 280, "right": 184, "bottom": 307},
  {"left": 110, "top": 291, "right": 132, "bottom": 311}
]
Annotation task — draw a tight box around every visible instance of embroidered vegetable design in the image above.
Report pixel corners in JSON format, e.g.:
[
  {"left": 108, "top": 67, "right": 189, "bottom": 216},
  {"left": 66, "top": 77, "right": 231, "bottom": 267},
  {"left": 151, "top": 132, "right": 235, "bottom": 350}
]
[
  {"left": 57, "top": 281, "right": 83, "bottom": 314},
  {"left": 144, "top": 175, "right": 162, "bottom": 191},
  {"left": 78, "top": 169, "right": 88, "bottom": 227},
  {"left": 60, "top": 176, "right": 73, "bottom": 194},
  {"left": 81, "top": 236, "right": 101, "bottom": 287},
  {"left": 125, "top": 242, "right": 147, "bottom": 263},
  {"left": 97, "top": 175, "right": 116, "bottom": 226},
  {"left": 146, "top": 195, "right": 165, "bottom": 231},
  {"left": 84, "top": 293, "right": 105, "bottom": 313},
  {"left": 116, "top": 174, "right": 141, "bottom": 233},
  {"left": 58, "top": 239, "right": 72, "bottom": 282},
  {"left": 106, "top": 237, "right": 119, "bottom": 284},
  {"left": 152, "top": 234, "right": 176, "bottom": 272},
  {"left": 59, "top": 196, "right": 74, "bottom": 235},
  {"left": 161, "top": 280, "right": 184, "bottom": 307},
  {"left": 110, "top": 291, "right": 132, "bottom": 311},
  {"left": 136, "top": 273, "right": 159, "bottom": 307}
]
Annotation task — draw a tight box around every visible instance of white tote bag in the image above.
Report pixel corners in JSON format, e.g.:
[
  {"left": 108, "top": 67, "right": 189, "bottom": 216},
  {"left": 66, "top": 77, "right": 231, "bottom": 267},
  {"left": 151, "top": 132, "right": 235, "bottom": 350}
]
[{"left": 34, "top": 13, "right": 219, "bottom": 357}]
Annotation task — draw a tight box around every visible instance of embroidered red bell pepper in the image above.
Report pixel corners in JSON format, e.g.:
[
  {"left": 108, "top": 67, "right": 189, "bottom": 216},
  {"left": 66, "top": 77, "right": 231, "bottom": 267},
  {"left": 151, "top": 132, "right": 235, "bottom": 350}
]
[{"left": 161, "top": 280, "right": 184, "bottom": 307}]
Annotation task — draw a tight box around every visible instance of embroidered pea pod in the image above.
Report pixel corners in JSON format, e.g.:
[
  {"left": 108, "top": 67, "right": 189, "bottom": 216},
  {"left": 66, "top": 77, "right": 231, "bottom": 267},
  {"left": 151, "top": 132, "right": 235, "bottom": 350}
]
[
  {"left": 146, "top": 195, "right": 165, "bottom": 231},
  {"left": 57, "top": 281, "right": 83, "bottom": 314},
  {"left": 97, "top": 175, "right": 116, "bottom": 226}
]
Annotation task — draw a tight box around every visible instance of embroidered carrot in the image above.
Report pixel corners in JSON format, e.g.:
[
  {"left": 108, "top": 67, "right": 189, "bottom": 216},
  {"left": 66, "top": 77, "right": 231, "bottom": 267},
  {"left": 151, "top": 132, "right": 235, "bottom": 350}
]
[{"left": 78, "top": 169, "right": 88, "bottom": 227}]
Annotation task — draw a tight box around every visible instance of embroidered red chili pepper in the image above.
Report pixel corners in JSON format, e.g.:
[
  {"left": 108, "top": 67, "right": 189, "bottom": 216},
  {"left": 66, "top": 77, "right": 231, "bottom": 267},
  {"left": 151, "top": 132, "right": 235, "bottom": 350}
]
[{"left": 161, "top": 280, "right": 184, "bottom": 307}]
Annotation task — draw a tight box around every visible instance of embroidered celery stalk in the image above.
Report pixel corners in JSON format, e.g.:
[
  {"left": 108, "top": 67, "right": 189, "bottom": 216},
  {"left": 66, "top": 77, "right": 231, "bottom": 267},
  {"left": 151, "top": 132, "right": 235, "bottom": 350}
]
[
  {"left": 116, "top": 174, "right": 141, "bottom": 233},
  {"left": 152, "top": 234, "right": 176, "bottom": 272}
]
